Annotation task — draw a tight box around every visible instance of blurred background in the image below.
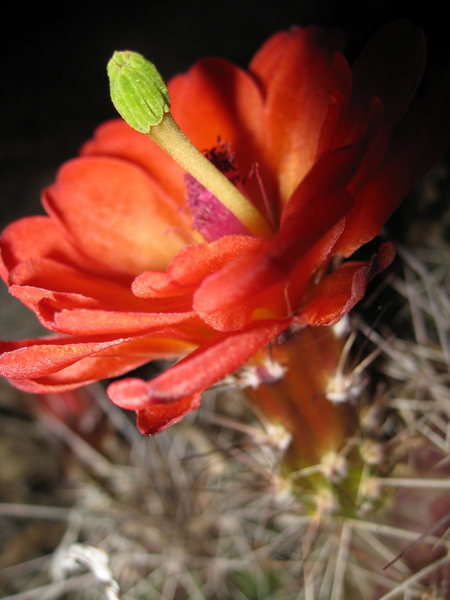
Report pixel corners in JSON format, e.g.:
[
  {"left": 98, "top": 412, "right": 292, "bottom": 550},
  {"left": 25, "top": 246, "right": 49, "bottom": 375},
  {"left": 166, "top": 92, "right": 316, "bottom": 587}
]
[{"left": 1, "top": 0, "right": 448, "bottom": 338}]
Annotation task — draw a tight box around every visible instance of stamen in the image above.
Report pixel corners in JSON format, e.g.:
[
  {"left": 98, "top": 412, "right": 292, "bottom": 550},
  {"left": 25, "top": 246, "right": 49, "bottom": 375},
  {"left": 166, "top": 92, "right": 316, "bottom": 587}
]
[{"left": 249, "top": 162, "right": 278, "bottom": 230}]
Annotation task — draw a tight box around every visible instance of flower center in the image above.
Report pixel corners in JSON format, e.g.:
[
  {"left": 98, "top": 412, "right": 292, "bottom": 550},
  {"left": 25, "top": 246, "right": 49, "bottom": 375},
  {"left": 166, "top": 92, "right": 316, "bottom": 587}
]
[
  {"left": 107, "top": 51, "right": 272, "bottom": 239},
  {"left": 185, "top": 142, "right": 251, "bottom": 241}
]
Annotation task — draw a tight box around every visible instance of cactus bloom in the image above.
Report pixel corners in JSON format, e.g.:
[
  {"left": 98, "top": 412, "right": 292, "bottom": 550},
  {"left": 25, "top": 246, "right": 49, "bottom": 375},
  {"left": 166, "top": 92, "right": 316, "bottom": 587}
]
[{"left": 1, "top": 21, "right": 449, "bottom": 434}]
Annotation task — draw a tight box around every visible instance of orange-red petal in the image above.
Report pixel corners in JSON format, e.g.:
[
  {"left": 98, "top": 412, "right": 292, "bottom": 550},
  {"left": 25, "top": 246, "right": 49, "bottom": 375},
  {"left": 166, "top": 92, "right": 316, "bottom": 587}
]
[
  {"left": 81, "top": 119, "right": 188, "bottom": 218},
  {"left": 298, "top": 262, "right": 370, "bottom": 326},
  {"left": 3, "top": 336, "right": 194, "bottom": 394},
  {"left": 8, "top": 258, "right": 149, "bottom": 313},
  {"left": 45, "top": 307, "right": 198, "bottom": 336},
  {"left": 335, "top": 59, "right": 450, "bottom": 256},
  {"left": 298, "top": 242, "right": 395, "bottom": 325},
  {"left": 0, "top": 216, "right": 96, "bottom": 281},
  {"left": 0, "top": 336, "right": 133, "bottom": 379},
  {"left": 43, "top": 156, "right": 192, "bottom": 275},
  {"left": 170, "top": 58, "right": 263, "bottom": 168},
  {"left": 193, "top": 148, "right": 357, "bottom": 329},
  {"left": 132, "top": 235, "right": 266, "bottom": 299},
  {"left": 250, "top": 26, "right": 351, "bottom": 202},
  {"left": 108, "top": 319, "right": 290, "bottom": 409},
  {"left": 136, "top": 393, "right": 201, "bottom": 435},
  {"left": 169, "top": 57, "right": 272, "bottom": 212}
]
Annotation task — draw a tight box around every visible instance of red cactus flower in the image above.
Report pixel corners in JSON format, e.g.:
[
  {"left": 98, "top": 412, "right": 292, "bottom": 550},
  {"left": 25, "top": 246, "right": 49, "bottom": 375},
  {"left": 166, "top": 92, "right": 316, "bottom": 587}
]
[{"left": 1, "top": 21, "right": 449, "bottom": 434}]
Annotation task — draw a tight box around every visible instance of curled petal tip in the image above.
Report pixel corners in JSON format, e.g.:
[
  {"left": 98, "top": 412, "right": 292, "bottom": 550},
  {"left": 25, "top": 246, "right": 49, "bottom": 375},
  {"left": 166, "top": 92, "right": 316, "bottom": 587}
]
[
  {"left": 136, "top": 393, "right": 202, "bottom": 435},
  {"left": 108, "top": 50, "right": 170, "bottom": 132},
  {"left": 107, "top": 377, "right": 151, "bottom": 410},
  {"left": 107, "top": 377, "right": 201, "bottom": 435}
]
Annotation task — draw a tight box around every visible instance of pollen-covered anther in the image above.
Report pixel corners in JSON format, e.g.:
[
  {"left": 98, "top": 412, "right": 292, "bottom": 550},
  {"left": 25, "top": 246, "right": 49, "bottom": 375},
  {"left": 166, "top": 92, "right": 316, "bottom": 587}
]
[{"left": 320, "top": 450, "right": 348, "bottom": 483}]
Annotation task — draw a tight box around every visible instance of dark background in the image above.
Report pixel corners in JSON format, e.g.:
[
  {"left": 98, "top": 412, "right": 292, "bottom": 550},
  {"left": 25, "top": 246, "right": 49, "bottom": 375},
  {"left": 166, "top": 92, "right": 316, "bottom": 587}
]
[{"left": 0, "top": 1, "right": 448, "bottom": 337}]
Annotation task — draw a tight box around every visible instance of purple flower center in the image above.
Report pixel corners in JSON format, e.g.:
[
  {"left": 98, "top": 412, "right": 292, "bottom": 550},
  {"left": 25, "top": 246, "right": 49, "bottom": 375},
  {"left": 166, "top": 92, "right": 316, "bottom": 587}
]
[{"left": 185, "top": 142, "right": 251, "bottom": 241}]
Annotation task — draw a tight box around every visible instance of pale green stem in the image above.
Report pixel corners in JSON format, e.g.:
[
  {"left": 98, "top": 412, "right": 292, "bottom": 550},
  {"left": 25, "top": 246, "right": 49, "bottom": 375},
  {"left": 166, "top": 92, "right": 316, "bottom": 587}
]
[{"left": 149, "top": 114, "right": 272, "bottom": 239}]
